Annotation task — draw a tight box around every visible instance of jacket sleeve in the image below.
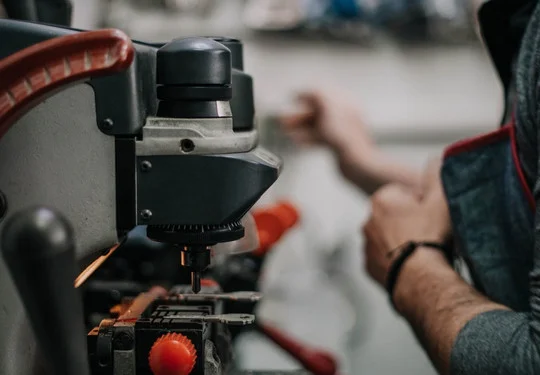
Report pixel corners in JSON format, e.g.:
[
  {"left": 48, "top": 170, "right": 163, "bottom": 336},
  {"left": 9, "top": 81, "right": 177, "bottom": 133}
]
[{"left": 450, "top": 309, "right": 540, "bottom": 374}]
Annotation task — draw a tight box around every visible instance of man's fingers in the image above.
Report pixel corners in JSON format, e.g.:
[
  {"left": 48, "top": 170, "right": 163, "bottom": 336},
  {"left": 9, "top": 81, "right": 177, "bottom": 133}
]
[
  {"left": 419, "top": 158, "right": 452, "bottom": 238},
  {"left": 362, "top": 217, "right": 373, "bottom": 236},
  {"left": 297, "top": 91, "right": 324, "bottom": 108},
  {"left": 279, "top": 111, "right": 314, "bottom": 129},
  {"left": 286, "top": 128, "right": 320, "bottom": 145},
  {"left": 279, "top": 90, "right": 323, "bottom": 129}
]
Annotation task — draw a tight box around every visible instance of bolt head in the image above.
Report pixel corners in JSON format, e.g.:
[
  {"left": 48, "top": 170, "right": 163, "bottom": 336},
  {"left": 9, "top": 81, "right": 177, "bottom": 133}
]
[
  {"left": 180, "top": 139, "right": 195, "bottom": 153},
  {"left": 140, "top": 160, "right": 152, "bottom": 172},
  {"left": 102, "top": 118, "right": 114, "bottom": 129},
  {"left": 140, "top": 209, "right": 153, "bottom": 221}
]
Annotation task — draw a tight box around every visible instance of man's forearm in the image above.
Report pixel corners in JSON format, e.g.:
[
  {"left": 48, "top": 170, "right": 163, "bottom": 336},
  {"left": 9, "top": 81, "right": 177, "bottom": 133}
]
[
  {"left": 392, "top": 247, "right": 509, "bottom": 374},
  {"left": 338, "top": 147, "right": 421, "bottom": 195}
]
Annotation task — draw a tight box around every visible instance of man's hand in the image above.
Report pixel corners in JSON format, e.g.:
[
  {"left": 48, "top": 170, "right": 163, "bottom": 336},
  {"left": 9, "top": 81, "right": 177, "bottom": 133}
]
[
  {"left": 363, "top": 161, "right": 509, "bottom": 375},
  {"left": 362, "top": 161, "right": 451, "bottom": 286},
  {"left": 280, "top": 88, "right": 375, "bottom": 155},
  {"left": 280, "top": 88, "right": 421, "bottom": 194}
]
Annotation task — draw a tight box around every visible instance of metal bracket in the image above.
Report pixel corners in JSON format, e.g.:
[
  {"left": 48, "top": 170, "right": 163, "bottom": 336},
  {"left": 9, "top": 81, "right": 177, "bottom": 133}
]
[
  {"left": 164, "top": 313, "right": 255, "bottom": 326},
  {"left": 136, "top": 115, "right": 258, "bottom": 156},
  {"left": 173, "top": 291, "right": 261, "bottom": 303}
]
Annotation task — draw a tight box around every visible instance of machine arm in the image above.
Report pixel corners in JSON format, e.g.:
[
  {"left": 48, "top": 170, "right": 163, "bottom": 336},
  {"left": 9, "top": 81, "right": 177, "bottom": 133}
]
[{"left": 0, "top": 28, "right": 134, "bottom": 139}]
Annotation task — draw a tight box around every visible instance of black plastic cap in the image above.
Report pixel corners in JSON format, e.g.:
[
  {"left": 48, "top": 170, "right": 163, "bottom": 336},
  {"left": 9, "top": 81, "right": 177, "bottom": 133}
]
[
  {"left": 157, "top": 37, "right": 231, "bottom": 86},
  {"left": 210, "top": 37, "right": 244, "bottom": 71}
]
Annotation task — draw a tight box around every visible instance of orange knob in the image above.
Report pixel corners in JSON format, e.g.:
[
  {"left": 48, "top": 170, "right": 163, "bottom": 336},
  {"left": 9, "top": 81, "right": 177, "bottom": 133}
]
[
  {"left": 200, "top": 278, "right": 219, "bottom": 288},
  {"left": 149, "top": 333, "right": 197, "bottom": 375},
  {"left": 252, "top": 201, "right": 299, "bottom": 257}
]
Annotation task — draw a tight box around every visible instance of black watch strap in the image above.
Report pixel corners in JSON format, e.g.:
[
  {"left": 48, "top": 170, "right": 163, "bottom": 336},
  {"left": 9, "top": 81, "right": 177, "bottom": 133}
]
[{"left": 386, "top": 241, "right": 450, "bottom": 310}]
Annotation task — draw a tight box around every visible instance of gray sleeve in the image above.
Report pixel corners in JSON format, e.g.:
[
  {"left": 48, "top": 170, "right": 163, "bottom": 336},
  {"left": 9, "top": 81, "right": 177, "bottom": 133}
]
[{"left": 450, "top": 310, "right": 540, "bottom": 375}]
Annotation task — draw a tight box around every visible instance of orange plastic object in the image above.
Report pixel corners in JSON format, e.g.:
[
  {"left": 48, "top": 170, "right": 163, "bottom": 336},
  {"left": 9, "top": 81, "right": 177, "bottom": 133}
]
[
  {"left": 109, "top": 301, "right": 131, "bottom": 317},
  {"left": 252, "top": 201, "right": 299, "bottom": 257},
  {"left": 200, "top": 278, "right": 219, "bottom": 288},
  {"left": 149, "top": 333, "right": 197, "bottom": 375}
]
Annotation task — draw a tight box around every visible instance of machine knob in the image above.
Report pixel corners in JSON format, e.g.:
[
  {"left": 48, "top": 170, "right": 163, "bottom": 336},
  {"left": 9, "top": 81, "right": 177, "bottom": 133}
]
[
  {"left": 157, "top": 37, "right": 230, "bottom": 87},
  {"left": 149, "top": 333, "right": 197, "bottom": 375},
  {"left": 156, "top": 37, "right": 232, "bottom": 117},
  {"left": 210, "top": 37, "right": 255, "bottom": 131},
  {"left": 210, "top": 37, "right": 243, "bottom": 71},
  {"left": 253, "top": 201, "right": 300, "bottom": 256}
]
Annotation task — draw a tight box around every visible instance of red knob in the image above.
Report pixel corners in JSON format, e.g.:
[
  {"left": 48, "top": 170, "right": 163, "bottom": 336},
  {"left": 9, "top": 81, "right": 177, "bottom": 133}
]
[
  {"left": 200, "top": 278, "right": 219, "bottom": 288},
  {"left": 253, "top": 201, "right": 300, "bottom": 257},
  {"left": 149, "top": 333, "right": 197, "bottom": 375}
]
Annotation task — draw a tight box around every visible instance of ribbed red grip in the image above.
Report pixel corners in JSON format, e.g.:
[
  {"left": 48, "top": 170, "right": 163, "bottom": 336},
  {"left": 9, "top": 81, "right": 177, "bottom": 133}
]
[{"left": 0, "top": 28, "right": 135, "bottom": 139}]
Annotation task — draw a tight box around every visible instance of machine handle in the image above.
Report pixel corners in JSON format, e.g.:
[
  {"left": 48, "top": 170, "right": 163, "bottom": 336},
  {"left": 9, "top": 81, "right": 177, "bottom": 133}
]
[
  {"left": 1, "top": 207, "right": 90, "bottom": 375},
  {"left": 0, "top": 28, "right": 134, "bottom": 139},
  {"left": 258, "top": 323, "right": 338, "bottom": 375},
  {"left": 252, "top": 201, "right": 299, "bottom": 257}
]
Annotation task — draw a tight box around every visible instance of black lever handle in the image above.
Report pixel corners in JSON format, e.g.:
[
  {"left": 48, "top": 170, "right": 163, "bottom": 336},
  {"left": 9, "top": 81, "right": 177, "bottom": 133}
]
[{"left": 1, "top": 207, "right": 90, "bottom": 375}]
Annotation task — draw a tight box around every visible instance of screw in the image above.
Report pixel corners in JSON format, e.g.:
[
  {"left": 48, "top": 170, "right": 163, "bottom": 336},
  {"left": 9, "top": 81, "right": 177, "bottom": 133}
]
[
  {"left": 102, "top": 118, "right": 114, "bottom": 130},
  {"left": 140, "top": 160, "right": 152, "bottom": 172},
  {"left": 180, "top": 139, "right": 195, "bottom": 153},
  {"left": 140, "top": 209, "right": 152, "bottom": 221},
  {"left": 0, "top": 191, "right": 6, "bottom": 222}
]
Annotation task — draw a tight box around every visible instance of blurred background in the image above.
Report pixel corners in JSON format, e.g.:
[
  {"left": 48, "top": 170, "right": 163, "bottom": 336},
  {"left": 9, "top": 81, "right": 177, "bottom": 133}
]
[{"left": 71, "top": 1, "right": 501, "bottom": 374}]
